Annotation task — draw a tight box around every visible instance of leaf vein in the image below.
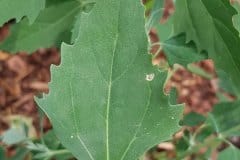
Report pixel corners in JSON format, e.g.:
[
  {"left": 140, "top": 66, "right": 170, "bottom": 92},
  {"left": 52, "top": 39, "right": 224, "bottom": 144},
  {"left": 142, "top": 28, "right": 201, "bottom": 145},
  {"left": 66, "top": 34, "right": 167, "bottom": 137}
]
[
  {"left": 120, "top": 83, "right": 152, "bottom": 160},
  {"left": 69, "top": 55, "right": 95, "bottom": 160}
]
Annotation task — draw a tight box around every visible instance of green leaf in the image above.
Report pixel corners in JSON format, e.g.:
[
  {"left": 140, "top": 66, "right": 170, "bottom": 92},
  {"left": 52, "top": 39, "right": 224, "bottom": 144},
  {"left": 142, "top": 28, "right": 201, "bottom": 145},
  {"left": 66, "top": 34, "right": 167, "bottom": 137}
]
[
  {"left": 175, "top": 137, "right": 189, "bottom": 153},
  {"left": 0, "top": 0, "right": 81, "bottom": 53},
  {"left": 217, "top": 70, "right": 238, "bottom": 96},
  {"left": 161, "top": 34, "right": 207, "bottom": 67},
  {"left": 155, "top": 16, "right": 173, "bottom": 42},
  {"left": 195, "top": 126, "right": 214, "bottom": 142},
  {"left": 0, "top": 121, "right": 28, "bottom": 145},
  {"left": 0, "top": 0, "right": 45, "bottom": 27},
  {"left": 218, "top": 147, "right": 240, "bottom": 160},
  {"left": 42, "top": 130, "right": 61, "bottom": 150},
  {"left": 174, "top": 0, "right": 240, "bottom": 96},
  {"left": 232, "top": 1, "right": 240, "bottom": 36},
  {"left": 71, "top": 13, "right": 81, "bottom": 43},
  {"left": 1, "top": 128, "right": 27, "bottom": 145},
  {"left": 0, "top": 146, "right": 5, "bottom": 160},
  {"left": 146, "top": 0, "right": 164, "bottom": 31},
  {"left": 207, "top": 101, "right": 240, "bottom": 136},
  {"left": 36, "top": 1, "right": 183, "bottom": 159},
  {"left": 146, "top": 0, "right": 174, "bottom": 41},
  {"left": 180, "top": 112, "right": 206, "bottom": 127},
  {"left": 187, "top": 64, "right": 214, "bottom": 80}
]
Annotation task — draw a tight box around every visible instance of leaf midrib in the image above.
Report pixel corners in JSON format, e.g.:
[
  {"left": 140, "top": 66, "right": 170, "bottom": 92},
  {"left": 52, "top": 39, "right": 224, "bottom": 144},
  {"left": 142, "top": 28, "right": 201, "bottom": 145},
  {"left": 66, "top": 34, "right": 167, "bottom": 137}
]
[
  {"left": 106, "top": 1, "right": 121, "bottom": 159},
  {"left": 106, "top": 33, "right": 119, "bottom": 160}
]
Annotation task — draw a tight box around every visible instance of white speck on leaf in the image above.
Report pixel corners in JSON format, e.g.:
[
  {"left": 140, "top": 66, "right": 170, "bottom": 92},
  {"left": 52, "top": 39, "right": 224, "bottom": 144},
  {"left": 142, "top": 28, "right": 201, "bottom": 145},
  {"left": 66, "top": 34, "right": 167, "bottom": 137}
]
[
  {"left": 71, "top": 135, "right": 74, "bottom": 139},
  {"left": 145, "top": 73, "right": 155, "bottom": 81},
  {"left": 171, "top": 117, "right": 175, "bottom": 120}
]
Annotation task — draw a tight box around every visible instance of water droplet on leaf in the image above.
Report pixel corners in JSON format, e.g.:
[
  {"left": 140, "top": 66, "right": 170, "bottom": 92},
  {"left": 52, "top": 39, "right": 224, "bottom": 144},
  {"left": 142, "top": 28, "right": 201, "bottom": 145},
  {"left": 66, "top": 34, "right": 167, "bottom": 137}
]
[{"left": 145, "top": 73, "right": 155, "bottom": 81}]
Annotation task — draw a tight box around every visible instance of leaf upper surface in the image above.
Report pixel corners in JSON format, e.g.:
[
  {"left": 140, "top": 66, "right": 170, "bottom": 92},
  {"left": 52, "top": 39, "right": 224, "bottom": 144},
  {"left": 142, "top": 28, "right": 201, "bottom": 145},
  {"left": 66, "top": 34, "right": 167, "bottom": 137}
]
[
  {"left": 161, "top": 34, "right": 207, "bottom": 67},
  {"left": 0, "top": 0, "right": 45, "bottom": 27},
  {"left": 218, "top": 147, "right": 240, "bottom": 160},
  {"left": 37, "top": 1, "right": 183, "bottom": 159},
  {"left": 0, "top": 0, "right": 81, "bottom": 53}
]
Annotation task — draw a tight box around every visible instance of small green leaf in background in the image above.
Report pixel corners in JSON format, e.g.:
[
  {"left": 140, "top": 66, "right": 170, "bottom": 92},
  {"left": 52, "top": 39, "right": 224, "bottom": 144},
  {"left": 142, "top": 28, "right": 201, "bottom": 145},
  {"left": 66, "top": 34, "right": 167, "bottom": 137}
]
[
  {"left": 0, "top": 146, "right": 5, "bottom": 160},
  {"left": 175, "top": 136, "right": 189, "bottom": 153},
  {"left": 1, "top": 128, "right": 27, "bottom": 145},
  {"left": 155, "top": 16, "right": 174, "bottom": 42},
  {"left": 37, "top": 0, "right": 183, "bottom": 159},
  {"left": 180, "top": 112, "right": 206, "bottom": 127},
  {"left": 187, "top": 64, "right": 214, "bottom": 80},
  {"left": 175, "top": 130, "right": 191, "bottom": 156},
  {"left": 0, "top": 0, "right": 45, "bottom": 27},
  {"left": 0, "top": 115, "right": 36, "bottom": 146},
  {"left": 195, "top": 126, "right": 214, "bottom": 143},
  {"left": 42, "top": 130, "right": 61, "bottom": 150},
  {"left": 217, "top": 70, "right": 239, "bottom": 97},
  {"left": 232, "top": 1, "right": 240, "bottom": 37},
  {"left": 0, "top": 0, "right": 81, "bottom": 53},
  {"left": 218, "top": 147, "right": 240, "bottom": 160},
  {"left": 173, "top": 0, "right": 240, "bottom": 95},
  {"left": 207, "top": 101, "right": 240, "bottom": 136},
  {"left": 0, "top": 120, "right": 28, "bottom": 145},
  {"left": 161, "top": 34, "right": 207, "bottom": 67},
  {"left": 39, "top": 130, "right": 74, "bottom": 160}
]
